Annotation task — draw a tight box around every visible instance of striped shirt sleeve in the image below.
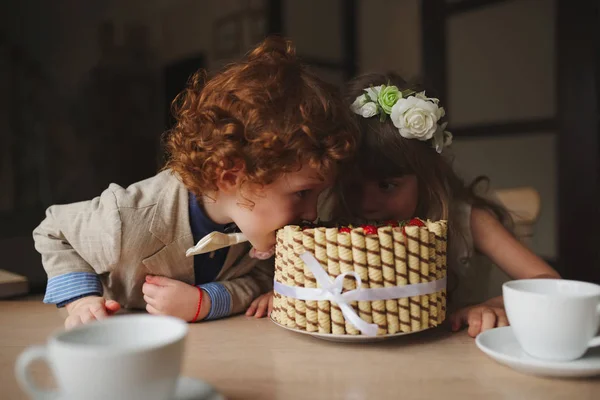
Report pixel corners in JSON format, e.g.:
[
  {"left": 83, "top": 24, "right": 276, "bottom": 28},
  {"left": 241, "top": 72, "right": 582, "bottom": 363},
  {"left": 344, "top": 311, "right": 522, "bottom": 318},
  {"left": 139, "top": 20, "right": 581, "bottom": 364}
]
[
  {"left": 198, "top": 282, "right": 231, "bottom": 320},
  {"left": 44, "top": 272, "right": 103, "bottom": 307}
]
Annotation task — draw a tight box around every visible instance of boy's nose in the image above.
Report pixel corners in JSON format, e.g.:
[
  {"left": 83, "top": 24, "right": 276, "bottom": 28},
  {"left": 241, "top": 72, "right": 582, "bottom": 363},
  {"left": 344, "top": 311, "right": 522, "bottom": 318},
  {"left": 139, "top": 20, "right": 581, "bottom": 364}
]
[
  {"left": 300, "top": 204, "right": 318, "bottom": 222},
  {"left": 301, "top": 210, "right": 317, "bottom": 222}
]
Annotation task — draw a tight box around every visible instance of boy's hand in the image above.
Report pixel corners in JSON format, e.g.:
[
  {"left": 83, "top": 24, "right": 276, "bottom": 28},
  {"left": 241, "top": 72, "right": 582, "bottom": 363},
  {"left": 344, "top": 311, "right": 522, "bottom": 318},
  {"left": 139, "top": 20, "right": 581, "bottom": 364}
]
[
  {"left": 143, "top": 275, "right": 209, "bottom": 322},
  {"left": 64, "top": 296, "right": 121, "bottom": 330},
  {"left": 246, "top": 291, "right": 273, "bottom": 318},
  {"left": 448, "top": 302, "right": 509, "bottom": 338}
]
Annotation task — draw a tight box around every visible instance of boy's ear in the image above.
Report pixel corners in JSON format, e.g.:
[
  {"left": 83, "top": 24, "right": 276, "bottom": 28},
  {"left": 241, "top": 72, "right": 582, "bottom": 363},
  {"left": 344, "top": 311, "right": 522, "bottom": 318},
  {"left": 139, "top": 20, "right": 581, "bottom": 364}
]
[{"left": 216, "top": 167, "right": 242, "bottom": 194}]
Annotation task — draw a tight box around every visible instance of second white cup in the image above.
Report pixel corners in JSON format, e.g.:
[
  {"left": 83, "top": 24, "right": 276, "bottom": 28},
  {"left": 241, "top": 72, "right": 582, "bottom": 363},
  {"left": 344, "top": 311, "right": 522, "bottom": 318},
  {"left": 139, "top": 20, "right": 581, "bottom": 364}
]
[{"left": 503, "top": 279, "right": 600, "bottom": 362}]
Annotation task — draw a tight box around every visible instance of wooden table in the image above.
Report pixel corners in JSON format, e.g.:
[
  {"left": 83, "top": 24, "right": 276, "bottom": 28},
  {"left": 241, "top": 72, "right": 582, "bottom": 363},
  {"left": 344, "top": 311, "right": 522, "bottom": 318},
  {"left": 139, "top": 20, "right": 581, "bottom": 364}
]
[{"left": 1, "top": 299, "right": 599, "bottom": 399}]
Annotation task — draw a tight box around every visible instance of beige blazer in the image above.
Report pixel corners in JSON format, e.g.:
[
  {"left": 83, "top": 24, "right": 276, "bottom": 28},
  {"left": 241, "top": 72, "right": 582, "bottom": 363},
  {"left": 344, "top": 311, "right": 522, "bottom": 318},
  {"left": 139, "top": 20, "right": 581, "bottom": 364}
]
[{"left": 33, "top": 170, "right": 274, "bottom": 314}]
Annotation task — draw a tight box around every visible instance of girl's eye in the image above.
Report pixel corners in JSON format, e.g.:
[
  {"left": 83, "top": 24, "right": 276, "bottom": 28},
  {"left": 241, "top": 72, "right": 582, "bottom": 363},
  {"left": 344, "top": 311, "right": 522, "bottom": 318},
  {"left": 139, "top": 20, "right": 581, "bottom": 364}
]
[
  {"left": 378, "top": 181, "right": 398, "bottom": 192},
  {"left": 295, "top": 190, "right": 310, "bottom": 199}
]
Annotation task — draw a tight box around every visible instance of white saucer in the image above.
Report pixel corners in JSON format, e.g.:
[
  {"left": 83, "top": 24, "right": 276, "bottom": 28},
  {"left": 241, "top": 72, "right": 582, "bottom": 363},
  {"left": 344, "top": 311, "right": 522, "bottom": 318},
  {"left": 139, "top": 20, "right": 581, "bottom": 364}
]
[
  {"left": 271, "top": 317, "right": 426, "bottom": 343},
  {"left": 49, "top": 377, "right": 223, "bottom": 400},
  {"left": 476, "top": 326, "right": 600, "bottom": 378},
  {"left": 174, "top": 376, "right": 225, "bottom": 400}
]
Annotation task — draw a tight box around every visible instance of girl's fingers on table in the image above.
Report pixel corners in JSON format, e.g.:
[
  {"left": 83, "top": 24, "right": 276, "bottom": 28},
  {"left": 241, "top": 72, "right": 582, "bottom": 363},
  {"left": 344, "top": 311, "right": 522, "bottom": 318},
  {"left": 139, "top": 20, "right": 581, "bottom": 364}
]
[
  {"left": 480, "top": 308, "right": 497, "bottom": 333},
  {"left": 467, "top": 308, "right": 483, "bottom": 337},
  {"left": 448, "top": 312, "right": 463, "bottom": 332},
  {"left": 497, "top": 312, "right": 509, "bottom": 327}
]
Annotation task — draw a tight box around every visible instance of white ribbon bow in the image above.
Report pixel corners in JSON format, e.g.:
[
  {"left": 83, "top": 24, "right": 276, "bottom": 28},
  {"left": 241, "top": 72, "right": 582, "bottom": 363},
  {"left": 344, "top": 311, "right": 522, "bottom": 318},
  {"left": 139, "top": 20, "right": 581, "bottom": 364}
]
[
  {"left": 273, "top": 252, "right": 447, "bottom": 337},
  {"left": 185, "top": 232, "right": 248, "bottom": 257}
]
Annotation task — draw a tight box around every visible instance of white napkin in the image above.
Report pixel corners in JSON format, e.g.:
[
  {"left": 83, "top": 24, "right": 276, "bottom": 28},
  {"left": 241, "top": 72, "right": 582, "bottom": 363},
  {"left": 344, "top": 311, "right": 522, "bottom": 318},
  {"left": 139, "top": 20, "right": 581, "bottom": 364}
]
[{"left": 185, "top": 231, "right": 248, "bottom": 257}]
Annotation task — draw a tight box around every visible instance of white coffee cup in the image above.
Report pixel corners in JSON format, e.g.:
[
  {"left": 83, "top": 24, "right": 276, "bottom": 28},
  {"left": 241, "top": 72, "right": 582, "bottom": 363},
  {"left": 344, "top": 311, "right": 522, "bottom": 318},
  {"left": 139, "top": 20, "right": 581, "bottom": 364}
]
[
  {"left": 503, "top": 279, "right": 600, "bottom": 361},
  {"left": 15, "top": 314, "right": 188, "bottom": 400}
]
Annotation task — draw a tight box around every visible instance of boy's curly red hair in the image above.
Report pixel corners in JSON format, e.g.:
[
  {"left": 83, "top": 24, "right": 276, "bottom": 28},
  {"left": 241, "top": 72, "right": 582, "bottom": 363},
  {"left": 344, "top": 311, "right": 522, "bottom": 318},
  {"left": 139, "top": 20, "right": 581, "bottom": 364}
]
[{"left": 163, "top": 36, "right": 358, "bottom": 198}]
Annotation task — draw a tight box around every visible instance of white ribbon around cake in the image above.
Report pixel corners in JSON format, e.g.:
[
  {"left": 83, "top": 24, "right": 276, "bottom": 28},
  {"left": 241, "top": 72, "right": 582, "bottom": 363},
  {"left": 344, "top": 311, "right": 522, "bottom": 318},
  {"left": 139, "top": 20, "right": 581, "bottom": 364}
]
[{"left": 274, "top": 252, "right": 447, "bottom": 337}]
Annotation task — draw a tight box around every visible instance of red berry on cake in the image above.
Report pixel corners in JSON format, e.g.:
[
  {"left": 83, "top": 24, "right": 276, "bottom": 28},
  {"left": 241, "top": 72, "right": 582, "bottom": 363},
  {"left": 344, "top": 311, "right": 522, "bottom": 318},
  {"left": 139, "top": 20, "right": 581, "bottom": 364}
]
[
  {"left": 361, "top": 225, "right": 378, "bottom": 235},
  {"left": 407, "top": 218, "right": 425, "bottom": 227},
  {"left": 339, "top": 227, "right": 352, "bottom": 233},
  {"left": 402, "top": 218, "right": 425, "bottom": 235}
]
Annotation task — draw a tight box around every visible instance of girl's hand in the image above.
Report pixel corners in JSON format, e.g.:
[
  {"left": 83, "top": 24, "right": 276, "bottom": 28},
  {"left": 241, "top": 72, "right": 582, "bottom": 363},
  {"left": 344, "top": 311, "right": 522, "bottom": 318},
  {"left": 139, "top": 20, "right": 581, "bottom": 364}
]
[
  {"left": 143, "top": 275, "right": 210, "bottom": 322},
  {"left": 64, "top": 296, "right": 121, "bottom": 330},
  {"left": 448, "top": 301, "right": 509, "bottom": 338},
  {"left": 246, "top": 291, "right": 273, "bottom": 318}
]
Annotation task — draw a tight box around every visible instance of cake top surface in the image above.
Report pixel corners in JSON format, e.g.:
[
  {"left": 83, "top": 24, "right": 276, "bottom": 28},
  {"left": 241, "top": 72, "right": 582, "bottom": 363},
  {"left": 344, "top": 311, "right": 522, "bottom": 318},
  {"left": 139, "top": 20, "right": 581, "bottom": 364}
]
[{"left": 281, "top": 217, "right": 440, "bottom": 235}]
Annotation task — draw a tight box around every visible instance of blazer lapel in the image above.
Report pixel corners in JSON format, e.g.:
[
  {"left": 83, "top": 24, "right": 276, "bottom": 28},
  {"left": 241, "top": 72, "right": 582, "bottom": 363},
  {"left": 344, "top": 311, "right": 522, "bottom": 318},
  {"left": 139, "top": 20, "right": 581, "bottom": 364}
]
[
  {"left": 142, "top": 235, "right": 195, "bottom": 284},
  {"left": 143, "top": 171, "right": 195, "bottom": 284}
]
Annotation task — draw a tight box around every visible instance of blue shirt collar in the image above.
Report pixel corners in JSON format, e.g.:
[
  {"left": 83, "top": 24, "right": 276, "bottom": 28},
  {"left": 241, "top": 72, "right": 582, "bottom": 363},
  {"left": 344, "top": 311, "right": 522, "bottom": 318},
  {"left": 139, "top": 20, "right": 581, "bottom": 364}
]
[{"left": 188, "top": 192, "right": 231, "bottom": 242}]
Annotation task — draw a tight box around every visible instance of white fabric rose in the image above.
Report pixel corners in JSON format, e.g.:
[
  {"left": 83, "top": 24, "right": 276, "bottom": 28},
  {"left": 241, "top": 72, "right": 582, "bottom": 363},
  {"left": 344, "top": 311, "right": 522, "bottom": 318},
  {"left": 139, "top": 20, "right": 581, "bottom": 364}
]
[
  {"left": 432, "top": 122, "right": 452, "bottom": 153},
  {"left": 364, "top": 85, "right": 383, "bottom": 103},
  {"left": 351, "top": 92, "right": 379, "bottom": 118},
  {"left": 443, "top": 130, "right": 453, "bottom": 147},
  {"left": 438, "top": 106, "right": 446, "bottom": 119},
  {"left": 358, "top": 102, "right": 378, "bottom": 118},
  {"left": 350, "top": 94, "right": 369, "bottom": 113},
  {"left": 390, "top": 96, "right": 442, "bottom": 141},
  {"left": 415, "top": 91, "right": 440, "bottom": 105}
]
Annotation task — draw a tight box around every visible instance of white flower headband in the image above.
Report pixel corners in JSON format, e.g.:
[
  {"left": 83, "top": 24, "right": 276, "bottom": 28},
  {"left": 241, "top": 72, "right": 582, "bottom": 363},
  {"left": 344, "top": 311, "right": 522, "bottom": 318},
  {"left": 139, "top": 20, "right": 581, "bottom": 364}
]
[{"left": 350, "top": 85, "right": 453, "bottom": 153}]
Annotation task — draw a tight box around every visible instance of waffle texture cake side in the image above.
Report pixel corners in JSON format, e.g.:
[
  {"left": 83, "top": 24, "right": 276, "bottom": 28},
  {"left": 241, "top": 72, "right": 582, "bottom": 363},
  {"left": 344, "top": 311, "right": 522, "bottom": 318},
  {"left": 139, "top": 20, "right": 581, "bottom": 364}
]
[{"left": 271, "top": 220, "right": 448, "bottom": 336}]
